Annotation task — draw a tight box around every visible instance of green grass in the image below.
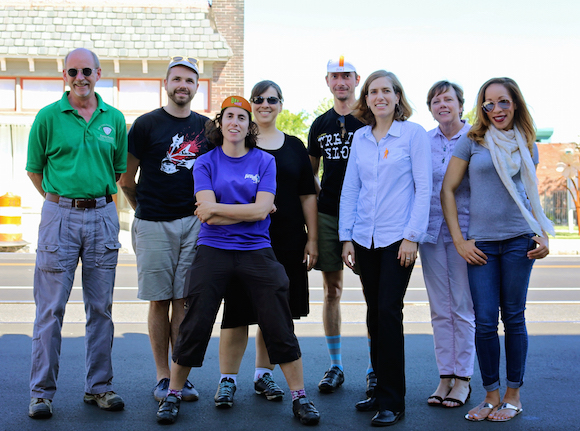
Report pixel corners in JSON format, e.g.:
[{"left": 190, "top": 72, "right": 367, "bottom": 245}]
[{"left": 553, "top": 226, "right": 580, "bottom": 239}]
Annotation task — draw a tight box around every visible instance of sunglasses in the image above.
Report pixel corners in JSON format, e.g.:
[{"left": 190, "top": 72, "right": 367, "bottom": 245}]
[
  {"left": 171, "top": 56, "right": 198, "bottom": 65},
  {"left": 482, "top": 99, "right": 511, "bottom": 113},
  {"left": 250, "top": 96, "right": 281, "bottom": 105},
  {"left": 67, "top": 68, "right": 98, "bottom": 78},
  {"left": 336, "top": 115, "right": 346, "bottom": 139}
]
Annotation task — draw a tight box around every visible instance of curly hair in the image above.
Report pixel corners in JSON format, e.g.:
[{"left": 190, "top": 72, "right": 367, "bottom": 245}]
[
  {"left": 467, "top": 77, "right": 535, "bottom": 152},
  {"left": 353, "top": 70, "right": 412, "bottom": 126},
  {"left": 205, "top": 109, "right": 260, "bottom": 149}
]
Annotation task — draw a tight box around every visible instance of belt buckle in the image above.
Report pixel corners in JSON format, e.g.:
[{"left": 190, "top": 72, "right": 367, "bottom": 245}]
[{"left": 74, "top": 199, "right": 96, "bottom": 209}]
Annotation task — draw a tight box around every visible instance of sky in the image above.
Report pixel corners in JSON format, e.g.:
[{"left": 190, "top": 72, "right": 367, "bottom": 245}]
[{"left": 244, "top": 0, "right": 580, "bottom": 143}]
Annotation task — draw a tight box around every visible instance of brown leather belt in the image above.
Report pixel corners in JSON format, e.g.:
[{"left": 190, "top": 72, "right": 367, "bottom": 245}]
[{"left": 45, "top": 192, "right": 113, "bottom": 209}]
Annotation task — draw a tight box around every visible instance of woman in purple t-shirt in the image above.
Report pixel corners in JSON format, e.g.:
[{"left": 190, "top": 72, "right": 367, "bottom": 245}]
[{"left": 156, "top": 96, "right": 320, "bottom": 426}]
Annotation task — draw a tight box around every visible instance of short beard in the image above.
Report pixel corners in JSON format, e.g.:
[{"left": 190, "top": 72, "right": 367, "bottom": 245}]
[{"left": 168, "top": 91, "right": 193, "bottom": 106}]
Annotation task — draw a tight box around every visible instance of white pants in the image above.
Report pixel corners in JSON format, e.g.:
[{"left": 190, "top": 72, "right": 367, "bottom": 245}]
[{"left": 419, "top": 232, "right": 475, "bottom": 377}]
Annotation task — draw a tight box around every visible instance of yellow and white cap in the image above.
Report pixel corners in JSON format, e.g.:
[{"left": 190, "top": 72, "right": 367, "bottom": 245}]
[{"left": 327, "top": 56, "right": 356, "bottom": 73}]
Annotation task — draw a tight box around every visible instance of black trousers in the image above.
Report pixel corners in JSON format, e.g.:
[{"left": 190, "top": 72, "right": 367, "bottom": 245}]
[
  {"left": 355, "top": 240, "right": 413, "bottom": 412},
  {"left": 172, "top": 245, "right": 301, "bottom": 367}
]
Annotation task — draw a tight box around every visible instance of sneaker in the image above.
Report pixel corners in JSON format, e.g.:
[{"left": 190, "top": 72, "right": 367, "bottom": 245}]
[
  {"left": 83, "top": 391, "right": 125, "bottom": 411},
  {"left": 182, "top": 379, "right": 199, "bottom": 402},
  {"left": 318, "top": 366, "right": 345, "bottom": 393},
  {"left": 292, "top": 397, "right": 320, "bottom": 425},
  {"left": 157, "top": 394, "right": 180, "bottom": 424},
  {"left": 254, "top": 373, "right": 284, "bottom": 401},
  {"left": 153, "top": 378, "right": 170, "bottom": 402},
  {"left": 28, "top": 398, "right": 53, "bottom": 419},
  {"left": 214, "top": 378, "right": 236, "bottom": 408}
]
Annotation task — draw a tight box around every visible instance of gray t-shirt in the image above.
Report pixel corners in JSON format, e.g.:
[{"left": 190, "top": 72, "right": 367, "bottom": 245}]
[{"left": 452, "top": 135, "right": 538, "bottom": 241}]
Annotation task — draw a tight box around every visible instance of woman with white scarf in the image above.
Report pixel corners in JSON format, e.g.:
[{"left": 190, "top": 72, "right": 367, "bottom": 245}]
[{"left": 441, "top": 77, "right": 553, "bottom": 423}]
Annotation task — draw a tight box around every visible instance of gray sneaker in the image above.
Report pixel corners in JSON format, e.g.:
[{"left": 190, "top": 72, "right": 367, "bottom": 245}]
[
  {"left": 28, "top": 398, "right": 52, "bottom": 419},
  {"left": 214, "top": 378, "right": 236, "bottom": 408},
  {"left": 254, "top": 373, "right": 284, "bottom": 401},
  {"left": 153, "top": 378, "right": 170, "bottom": 402},
  {"left": 182, "top": 379, "right": 199, "bottom": 402},
  {"left": 83, "top": 391, "right": 125, "bottom": 411}
]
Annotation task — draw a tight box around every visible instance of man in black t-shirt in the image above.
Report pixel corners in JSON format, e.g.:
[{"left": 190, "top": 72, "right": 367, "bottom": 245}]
[
  {"left": 119, "top": 57, "right": 212, "bottom": 403},
  {"left": 307, "top": 57, "right": 368, "bottom": 394}
]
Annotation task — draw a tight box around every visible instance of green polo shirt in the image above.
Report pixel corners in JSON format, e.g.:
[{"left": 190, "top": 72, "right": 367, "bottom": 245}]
[{"left": 26, "top": 92, "right": 127, "bottom": 198}]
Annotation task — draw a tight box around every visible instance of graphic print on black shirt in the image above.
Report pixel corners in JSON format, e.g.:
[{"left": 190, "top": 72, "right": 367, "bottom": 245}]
[
  {"left": 160, "top": 132, "right": 205, "bottom": 174},
  {"left": 308, "top": 108, "right": 364, "bottom": 216}
]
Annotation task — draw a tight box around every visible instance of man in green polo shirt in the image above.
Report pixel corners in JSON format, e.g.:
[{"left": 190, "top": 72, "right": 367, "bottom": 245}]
[{"left": 25, "top": 48, "right": 127, "bottom": 420}]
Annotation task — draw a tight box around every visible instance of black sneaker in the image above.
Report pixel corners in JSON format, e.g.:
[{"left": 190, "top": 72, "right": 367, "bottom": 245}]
[
  {"left": 157, "top": 394, "right": 180, "bottom": 424},
  {"left": 292, "top": 397, "right": 320, "bottom": 425},
  {"left": 318, "top": 366, "right": 345, "bottom": 393},
  {"left": 366, "top": 371, "right": 377, "bottom": 398},
  {"left": 214, "top": 378, "right": 236, "bottom": 408},
  {"left": 254, "top": 373, "right": 284, "bottom": 401}
]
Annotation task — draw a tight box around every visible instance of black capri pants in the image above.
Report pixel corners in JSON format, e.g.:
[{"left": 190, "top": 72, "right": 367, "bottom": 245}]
[{"left": 172, "top": 245, "right": 301, "bottom": 367}]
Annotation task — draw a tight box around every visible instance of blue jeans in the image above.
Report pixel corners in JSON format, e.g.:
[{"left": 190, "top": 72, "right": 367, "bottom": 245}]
[{"left": 467, "top": 234, "right": 536, "bottom": 392}]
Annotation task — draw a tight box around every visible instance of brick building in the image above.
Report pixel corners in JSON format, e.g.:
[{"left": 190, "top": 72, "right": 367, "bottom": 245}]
[{"left": 0, "top": 0, "right": 244, "bottom": 214}]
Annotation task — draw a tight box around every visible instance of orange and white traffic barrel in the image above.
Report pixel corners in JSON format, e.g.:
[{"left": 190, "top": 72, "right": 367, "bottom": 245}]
[{"left": 0, "top": 193, "right": 28, "bottom": 249}]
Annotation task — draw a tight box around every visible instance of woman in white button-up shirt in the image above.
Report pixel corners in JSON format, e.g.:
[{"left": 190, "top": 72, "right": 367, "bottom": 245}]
[{"left": 339, "top": 70, "right": 431, "bottom": 426}]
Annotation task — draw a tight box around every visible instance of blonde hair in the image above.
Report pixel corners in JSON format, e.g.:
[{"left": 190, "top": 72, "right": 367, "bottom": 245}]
[
  {"left": 353, "top": 70, "right": 412, "bottom": 126},
  {"left": 467, "top": 77, "right": 535, "bottom": 152}
]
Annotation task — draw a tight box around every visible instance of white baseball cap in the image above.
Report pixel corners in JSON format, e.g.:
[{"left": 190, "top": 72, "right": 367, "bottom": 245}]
[{"left": 327, "top": 56, "right": 356, "bottom": 73}]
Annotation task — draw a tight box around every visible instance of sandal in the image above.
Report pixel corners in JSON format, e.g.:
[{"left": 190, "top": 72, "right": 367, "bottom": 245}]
[
  {"left": 427, "top": 375, "right": 453, "bottom": 406},
  {"left": 443, "top": 376, "right": 471, "bottom": 408},
  {"left": 465, "top": 401, "right": 496, "bottom": 422},
  {"left": 487, "top": 402, "right": 523, "bottom": 422}
]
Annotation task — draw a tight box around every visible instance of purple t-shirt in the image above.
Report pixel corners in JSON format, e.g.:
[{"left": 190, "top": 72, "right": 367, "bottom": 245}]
[{"left": 194, "top": 146, "right": 277, "bottom": 250}]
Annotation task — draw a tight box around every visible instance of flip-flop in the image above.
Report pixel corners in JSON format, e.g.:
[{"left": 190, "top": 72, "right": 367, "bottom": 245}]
[
  {"left": 427, "top": 395, "right": 444, "bottom": 406},
  {"left": 487, "top": 402, "right": 523, "bottom": 422},
  {"left": 464, "top": 401, "right": 496, "bottom": 421}
]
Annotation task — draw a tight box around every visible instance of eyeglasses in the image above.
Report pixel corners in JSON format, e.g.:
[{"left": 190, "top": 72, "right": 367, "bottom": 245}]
[
  {"left": 171, "top": 56, "right": 198, "bottom": 65},
  {"left": 250, "top": 96, "right": 281, "bottom": 105},
  {"left": 67, "top": 68, "right": 98, "bottom": 78},
  {"left": 482, "top": 99, "right": 511, "bottom": 113},
  {"left": 336, "top": 115, "right": 346, "bottom": 140}
]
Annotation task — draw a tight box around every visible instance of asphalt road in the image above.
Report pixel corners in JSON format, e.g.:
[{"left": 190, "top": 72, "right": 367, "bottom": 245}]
[{"left": 0, "top": 253, "right": 579, "bottom": 430}]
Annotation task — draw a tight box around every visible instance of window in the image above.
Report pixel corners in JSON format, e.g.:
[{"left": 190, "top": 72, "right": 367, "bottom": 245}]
[
  {"left": 118, "top": 80, "right": 161, "bottom": 111},
  {"left": 191, "top": 79, "right": 210, "bottom": 111},
  {"left": 0, "top": 79, "right": 16, "bottom": 110},
  {"left": 22, "top": 79, "right": 64, "bottom": 110},
  {"left": 96, "top": 79, "right": 115, "bottom": 106}
]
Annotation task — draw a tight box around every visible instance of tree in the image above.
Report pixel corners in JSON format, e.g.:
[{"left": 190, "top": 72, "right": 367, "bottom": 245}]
[
  {"left": 314, "top": 97, "right": 334, "bottom": 117},
  {"left": 275, "top": 109, "right": 311, "bottom": 143},
  {"left": 556, "top": 143, "right": 580, "bottom": 234},
  {"left": 463, "top": 106, "right": 477, "bottom": 125}
]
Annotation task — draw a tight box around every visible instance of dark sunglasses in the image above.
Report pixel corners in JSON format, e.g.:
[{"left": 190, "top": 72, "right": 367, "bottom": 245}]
[
  {"left": 171, "top": 56, "right": 198, "bottom": 65},
  {"left": 250, "top": 96, "right": 281, "bottom": 105},
  {"left": 336, "top": 115, "right": 346, "bottom": 139},
  {"left": 482, "top": 99, "right": 511, "bottom": 113},
  {"left": 67, "top": 68, "right": 98, "bottom": 78}
]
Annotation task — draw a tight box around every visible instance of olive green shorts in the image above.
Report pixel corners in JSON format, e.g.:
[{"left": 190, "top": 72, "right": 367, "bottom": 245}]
[{"left": 313, "top": 212, "right": 343, "bottom": 272}]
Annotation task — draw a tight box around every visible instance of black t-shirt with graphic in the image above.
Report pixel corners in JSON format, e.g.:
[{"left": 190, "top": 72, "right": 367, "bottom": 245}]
[
  {"left": 128, "top": 108, "right": 213, "bottom": 221},
  {"left": 307, "top": 108, "right": 365, "bottom": 217},
  {"left": 260, "top": 134, "right": 316, "bottom": 251}
]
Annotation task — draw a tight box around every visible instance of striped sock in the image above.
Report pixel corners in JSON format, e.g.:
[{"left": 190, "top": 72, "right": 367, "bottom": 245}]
[
  {"left": 167, "top": 388, "right": 182, "bottom": 399},
  {"left": 326, "top": 335, "right": 343, "bottom": 371},
  {"left": 291, "top": 388, "right": 306, "bottom": 401},
  {"left": 367, "top": 336, "right": 374, "bottom": 375}
]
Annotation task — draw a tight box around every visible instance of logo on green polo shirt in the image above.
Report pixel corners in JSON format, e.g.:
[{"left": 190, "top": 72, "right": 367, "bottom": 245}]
[{"left": 98, "top": 124, "right": 115, "bottom": 142}]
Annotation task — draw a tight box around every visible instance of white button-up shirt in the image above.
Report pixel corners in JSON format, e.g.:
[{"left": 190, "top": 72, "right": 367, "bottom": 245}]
[
  {"left": 339, "top": 120, "right": 432, "bottom": 248},
  {"left": 425, "top": 121, "right": 471, "bottom": 244}
]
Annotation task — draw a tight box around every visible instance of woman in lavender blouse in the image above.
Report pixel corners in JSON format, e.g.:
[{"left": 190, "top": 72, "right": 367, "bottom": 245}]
[{"left": 419, "top": 81, "right": 475, "bottom": 408}]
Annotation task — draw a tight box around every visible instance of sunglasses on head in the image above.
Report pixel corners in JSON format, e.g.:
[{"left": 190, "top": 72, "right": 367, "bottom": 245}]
[
  {"left": 482, "top": 99, "right": 511, "bottom": 113},
  {"left": 171, "top": 56, "right": 198, "bottom": 65},
  {"left": 67, "top": 68, "right": 98, "bottom": 78},
  {"left": 250, "top": 96, "right": 281, "bottom": 105}
]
